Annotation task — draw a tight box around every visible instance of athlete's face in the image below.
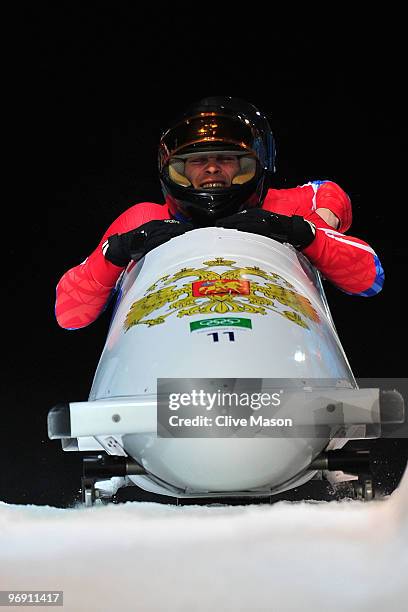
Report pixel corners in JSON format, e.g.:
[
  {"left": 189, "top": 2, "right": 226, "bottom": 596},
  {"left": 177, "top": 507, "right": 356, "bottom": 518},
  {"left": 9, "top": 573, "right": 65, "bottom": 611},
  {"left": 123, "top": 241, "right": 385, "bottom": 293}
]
[{"left": 184, "top": 154, "right": 241, "bottom": 189}]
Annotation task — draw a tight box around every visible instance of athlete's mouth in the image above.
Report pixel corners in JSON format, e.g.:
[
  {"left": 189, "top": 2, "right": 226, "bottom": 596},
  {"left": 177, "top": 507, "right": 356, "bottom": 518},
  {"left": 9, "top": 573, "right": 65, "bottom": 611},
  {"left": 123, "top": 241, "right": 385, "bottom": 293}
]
[{"left": 200, "top": 181, "right": 226, "bottom": 189}]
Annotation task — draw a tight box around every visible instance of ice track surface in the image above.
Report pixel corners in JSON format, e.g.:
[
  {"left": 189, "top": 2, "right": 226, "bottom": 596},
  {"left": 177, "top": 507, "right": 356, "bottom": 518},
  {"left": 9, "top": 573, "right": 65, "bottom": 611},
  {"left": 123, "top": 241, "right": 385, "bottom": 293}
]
[{"left": 1, "top": 468, "right": 407, "bottom": 612}]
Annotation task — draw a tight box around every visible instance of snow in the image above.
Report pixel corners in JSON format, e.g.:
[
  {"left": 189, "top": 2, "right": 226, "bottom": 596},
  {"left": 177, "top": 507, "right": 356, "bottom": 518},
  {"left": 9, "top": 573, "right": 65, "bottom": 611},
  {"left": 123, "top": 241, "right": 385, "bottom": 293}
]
[{"left": 1, "top": 469, "right": 407, "bottom": 612}]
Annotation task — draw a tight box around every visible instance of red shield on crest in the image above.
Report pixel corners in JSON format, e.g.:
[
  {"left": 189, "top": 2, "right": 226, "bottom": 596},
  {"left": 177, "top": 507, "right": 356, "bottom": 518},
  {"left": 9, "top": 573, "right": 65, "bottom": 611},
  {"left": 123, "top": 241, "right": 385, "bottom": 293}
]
[{"left": 192, "top": 279, "right": 250, "bottom": 297}]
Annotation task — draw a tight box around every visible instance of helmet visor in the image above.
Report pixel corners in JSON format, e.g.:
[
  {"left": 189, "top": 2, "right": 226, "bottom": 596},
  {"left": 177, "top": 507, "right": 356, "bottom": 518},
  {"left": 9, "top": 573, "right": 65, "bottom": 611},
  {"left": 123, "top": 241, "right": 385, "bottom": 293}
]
[{"left": 160, "top": 113, "right": 260, "bottom": 161}]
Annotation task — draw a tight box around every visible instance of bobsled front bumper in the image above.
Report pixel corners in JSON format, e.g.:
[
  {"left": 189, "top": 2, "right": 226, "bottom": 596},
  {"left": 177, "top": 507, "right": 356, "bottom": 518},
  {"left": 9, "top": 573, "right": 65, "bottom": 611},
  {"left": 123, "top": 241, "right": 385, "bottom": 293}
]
[{"left": 48, "top": 387, "right": 404, "bottom": 444}]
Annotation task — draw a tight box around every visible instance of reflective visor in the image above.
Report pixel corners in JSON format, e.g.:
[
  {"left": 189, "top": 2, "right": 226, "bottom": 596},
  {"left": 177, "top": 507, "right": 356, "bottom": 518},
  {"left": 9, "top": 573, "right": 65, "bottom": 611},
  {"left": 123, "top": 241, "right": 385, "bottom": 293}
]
[{"left": 160, "top": 113, "right": 259, "bottom": 161}]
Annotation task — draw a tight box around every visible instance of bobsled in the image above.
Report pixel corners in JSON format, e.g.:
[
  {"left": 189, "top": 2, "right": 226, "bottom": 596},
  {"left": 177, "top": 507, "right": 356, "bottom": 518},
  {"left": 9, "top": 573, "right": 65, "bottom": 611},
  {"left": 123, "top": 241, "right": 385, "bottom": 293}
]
[{"left": 48, "top": 228, "right": 404, "bottom": 505}]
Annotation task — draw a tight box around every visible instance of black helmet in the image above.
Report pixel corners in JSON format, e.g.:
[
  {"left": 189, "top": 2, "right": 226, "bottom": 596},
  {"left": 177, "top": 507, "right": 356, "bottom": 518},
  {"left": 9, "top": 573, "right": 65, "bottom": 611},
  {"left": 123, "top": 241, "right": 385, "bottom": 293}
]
[{"left": 158, "top": 96, "right": 276, "bottom": 225}]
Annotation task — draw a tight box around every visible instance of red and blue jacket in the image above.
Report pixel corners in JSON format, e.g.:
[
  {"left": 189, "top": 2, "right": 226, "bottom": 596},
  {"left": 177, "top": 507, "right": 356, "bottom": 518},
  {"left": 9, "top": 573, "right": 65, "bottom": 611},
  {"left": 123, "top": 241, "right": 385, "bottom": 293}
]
[{"left": 55, "top": 181, "right": 384, "bottom": 330}]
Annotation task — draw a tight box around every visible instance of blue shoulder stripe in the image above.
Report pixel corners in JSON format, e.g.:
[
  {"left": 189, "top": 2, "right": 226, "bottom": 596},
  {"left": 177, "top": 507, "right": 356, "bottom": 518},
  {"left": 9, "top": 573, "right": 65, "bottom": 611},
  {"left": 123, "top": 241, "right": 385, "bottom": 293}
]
[
  {"left": 358, "top": 255, "right": 385, "bottom": 296},
  {"left": 309, "top": 180, "right": 329, "bottom": 187}
]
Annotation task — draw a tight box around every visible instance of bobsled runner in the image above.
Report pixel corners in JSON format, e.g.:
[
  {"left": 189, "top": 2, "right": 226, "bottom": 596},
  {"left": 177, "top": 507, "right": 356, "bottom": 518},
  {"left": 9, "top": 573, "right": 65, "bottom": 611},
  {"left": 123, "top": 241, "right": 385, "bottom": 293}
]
[{"left": 48, "top": 228, "right": 404, "bottom": 506}]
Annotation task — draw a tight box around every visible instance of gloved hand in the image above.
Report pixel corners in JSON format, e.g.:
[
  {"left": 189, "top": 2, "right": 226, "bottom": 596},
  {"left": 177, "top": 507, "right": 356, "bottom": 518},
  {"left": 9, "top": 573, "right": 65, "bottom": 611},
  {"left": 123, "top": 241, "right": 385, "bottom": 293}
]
[
  {"left": 103, "top": 219, "right": 194, "bottom": 267},
  {"left": 215, "top": 209, "right": 316, "bottom": 250}
]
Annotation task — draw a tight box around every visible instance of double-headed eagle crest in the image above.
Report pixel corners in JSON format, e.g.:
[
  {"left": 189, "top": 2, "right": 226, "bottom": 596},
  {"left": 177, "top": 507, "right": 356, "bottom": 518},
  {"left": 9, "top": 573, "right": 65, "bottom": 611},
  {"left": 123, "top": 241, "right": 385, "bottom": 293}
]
[{"left": 124, "top": 257, "right": 319, "bottom": 331}]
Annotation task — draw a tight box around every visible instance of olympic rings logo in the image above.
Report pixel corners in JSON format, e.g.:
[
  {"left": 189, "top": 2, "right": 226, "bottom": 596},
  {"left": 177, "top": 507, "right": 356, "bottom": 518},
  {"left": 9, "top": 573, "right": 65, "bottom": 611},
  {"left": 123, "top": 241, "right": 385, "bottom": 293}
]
[{"left": 198, "top": 318, "right": 239, "bottom": 326}]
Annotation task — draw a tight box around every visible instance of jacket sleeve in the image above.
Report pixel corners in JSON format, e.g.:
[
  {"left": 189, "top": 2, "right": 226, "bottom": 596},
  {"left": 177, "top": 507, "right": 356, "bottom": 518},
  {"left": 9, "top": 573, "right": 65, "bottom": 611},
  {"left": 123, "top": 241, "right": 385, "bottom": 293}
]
[
  {"left": 301, "top": 213, "right": 384, "bottom": 296},
  {"left": 55, "top": 238, "right": 126, "bottom": 331},
  {"left": 55, "top": 203, "right": 169, "bottom": 329}
]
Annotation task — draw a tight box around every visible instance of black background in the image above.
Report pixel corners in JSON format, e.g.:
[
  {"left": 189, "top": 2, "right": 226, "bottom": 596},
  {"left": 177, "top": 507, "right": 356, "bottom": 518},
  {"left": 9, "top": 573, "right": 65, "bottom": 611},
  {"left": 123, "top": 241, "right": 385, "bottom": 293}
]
[{"left": 4, "top": 9, "right": 406, "bottom": 506}]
